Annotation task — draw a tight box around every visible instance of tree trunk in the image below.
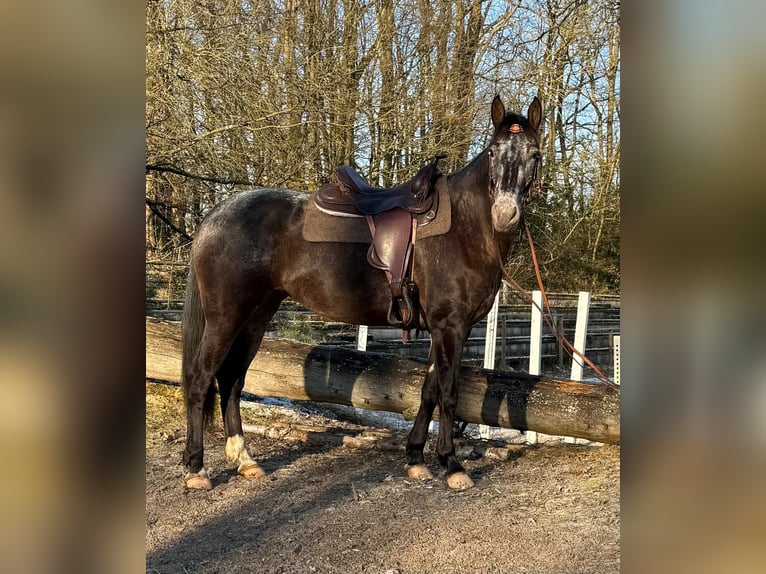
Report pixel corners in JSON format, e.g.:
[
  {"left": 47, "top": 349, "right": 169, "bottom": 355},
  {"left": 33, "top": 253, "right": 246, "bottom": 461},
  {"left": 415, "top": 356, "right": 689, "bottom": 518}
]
[{"left": 146, "top": 318, "right": 619, "bottom": 443}]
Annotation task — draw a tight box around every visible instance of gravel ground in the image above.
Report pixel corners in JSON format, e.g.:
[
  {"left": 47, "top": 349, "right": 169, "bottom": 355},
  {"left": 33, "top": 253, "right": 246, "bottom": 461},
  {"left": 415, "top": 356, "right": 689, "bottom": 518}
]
[{"left": 146, "top": 383, "right": 619, "bottom": 574}]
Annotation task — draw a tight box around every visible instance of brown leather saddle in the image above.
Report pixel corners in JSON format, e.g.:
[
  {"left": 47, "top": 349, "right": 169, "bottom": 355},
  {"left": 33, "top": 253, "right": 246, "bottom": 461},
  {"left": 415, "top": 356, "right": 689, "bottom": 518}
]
[{"left": 315, "top": 155, "right": 446, "bottom": 336}]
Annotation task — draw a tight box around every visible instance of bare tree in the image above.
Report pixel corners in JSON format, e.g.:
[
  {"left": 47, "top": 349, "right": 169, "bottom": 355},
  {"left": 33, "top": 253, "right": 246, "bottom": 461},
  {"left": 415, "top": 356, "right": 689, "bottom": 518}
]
[{"left": 146, "top": 0, "right": 620, "bottom": 292}]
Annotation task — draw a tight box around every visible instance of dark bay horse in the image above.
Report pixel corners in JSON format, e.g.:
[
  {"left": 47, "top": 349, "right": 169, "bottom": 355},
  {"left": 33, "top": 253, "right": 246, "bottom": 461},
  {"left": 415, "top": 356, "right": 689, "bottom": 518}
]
[{"left": 181, "top": 95, "right": 542, "bottom": 490}]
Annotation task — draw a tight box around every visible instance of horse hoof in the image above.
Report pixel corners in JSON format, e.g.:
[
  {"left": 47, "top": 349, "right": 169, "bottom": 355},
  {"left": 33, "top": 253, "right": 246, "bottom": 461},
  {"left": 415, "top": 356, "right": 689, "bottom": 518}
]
[
  {"left": 446, "top": 472, "right": 475, "bottom": 490},
  {"left": 406, "top": 464, "right": 433, "bottom": 480},
  {"left": 185, "top": 471, "right": 213, "bottom": 491},
  {"left": 238, "top": 463, "right": 266, "bottom": 479}
]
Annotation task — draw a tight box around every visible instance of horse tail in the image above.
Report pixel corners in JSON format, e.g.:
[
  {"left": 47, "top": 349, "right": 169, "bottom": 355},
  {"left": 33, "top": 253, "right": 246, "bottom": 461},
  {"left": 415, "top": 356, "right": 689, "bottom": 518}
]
[{"left": 182, "top": 263, "right": 217, "bottom": 427}]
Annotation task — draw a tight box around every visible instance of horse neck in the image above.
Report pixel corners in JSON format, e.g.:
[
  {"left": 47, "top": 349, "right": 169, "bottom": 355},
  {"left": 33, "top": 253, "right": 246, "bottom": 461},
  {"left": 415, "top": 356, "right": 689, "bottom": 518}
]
[{"left": 445, "top": 152, "right": 489, "bottom": 223}]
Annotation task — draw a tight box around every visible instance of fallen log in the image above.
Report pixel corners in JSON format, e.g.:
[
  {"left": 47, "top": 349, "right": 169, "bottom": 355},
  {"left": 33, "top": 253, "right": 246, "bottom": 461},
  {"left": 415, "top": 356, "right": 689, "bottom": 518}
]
[{"left": 146, "top": 318, "right": 619, "bottom": 443}]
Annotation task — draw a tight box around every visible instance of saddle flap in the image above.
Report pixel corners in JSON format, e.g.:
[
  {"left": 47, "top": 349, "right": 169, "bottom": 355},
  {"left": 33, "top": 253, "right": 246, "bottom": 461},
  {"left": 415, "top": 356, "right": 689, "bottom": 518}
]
[{"left": 367, "top": 208, "right": 414, "bottom": 297}]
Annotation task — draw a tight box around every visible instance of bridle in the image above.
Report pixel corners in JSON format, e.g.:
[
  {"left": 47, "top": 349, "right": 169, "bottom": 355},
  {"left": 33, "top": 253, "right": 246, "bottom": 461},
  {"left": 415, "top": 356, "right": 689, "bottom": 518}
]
[
  {"left": 526, "top": 159, "right": 541, "bottom": 205},
  {"left": 487, "top": 123, "right": 542, "bottom": 205}
]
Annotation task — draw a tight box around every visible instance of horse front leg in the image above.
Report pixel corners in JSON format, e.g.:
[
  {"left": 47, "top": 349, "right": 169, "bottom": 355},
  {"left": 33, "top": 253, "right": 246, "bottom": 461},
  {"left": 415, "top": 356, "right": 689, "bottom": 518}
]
[
  {"left": 405, "top": 342, "right": 439, "bottom": 480},
  {"left": 431, "top": 323, "right": 475, "bottom": 490}
]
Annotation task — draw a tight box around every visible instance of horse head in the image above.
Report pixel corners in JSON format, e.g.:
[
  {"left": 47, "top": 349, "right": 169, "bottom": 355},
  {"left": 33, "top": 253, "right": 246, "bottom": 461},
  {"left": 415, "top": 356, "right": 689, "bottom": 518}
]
[{"left": 487, "top": 95, "right": 542, "bottom": 234}]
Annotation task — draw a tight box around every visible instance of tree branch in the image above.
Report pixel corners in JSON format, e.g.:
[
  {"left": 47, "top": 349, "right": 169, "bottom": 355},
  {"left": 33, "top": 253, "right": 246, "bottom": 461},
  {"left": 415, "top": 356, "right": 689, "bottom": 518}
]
[
  {"left": 145, "top": 196, "right": 193, "bottom": 242},
  {"left": 146, "top": 163, "right": 255, "bottom": 187}
]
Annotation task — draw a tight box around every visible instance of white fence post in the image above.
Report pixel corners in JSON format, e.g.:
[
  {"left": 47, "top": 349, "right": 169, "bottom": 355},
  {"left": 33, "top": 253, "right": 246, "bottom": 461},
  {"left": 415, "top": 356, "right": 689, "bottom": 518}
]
[
  {"left": 479, "top": 291, "right": 500, "bottom": 439},
  {"left": 565, "top": 291, "right": 591, "bottom": 444},
  {"left": 526, "top": 290, "right": 543, "bottom": 445},
  {"left": 528, "top": 290, "right": 543, "bottom": 376},
  {"left": 613, "top": 334, "right": 620, "bottom": 385},
  {"left": 483, "top": 292, "right": 500, "bottom": 370},
  {"left": 356, "top": 324, "right": 368, "bottom": 352},
  {"left": 570, "top": 291, "right": 591, "bottom": 381},
  {"left": 355, "top": 325, "right": 371, "bottom": 427}
]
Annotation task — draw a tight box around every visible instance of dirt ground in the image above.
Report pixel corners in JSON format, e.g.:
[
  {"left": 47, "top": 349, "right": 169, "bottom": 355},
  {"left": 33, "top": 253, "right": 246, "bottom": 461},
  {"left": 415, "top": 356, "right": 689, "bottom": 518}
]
[{"left": 146, "top": 383, "right": 619, "bottom": 574}]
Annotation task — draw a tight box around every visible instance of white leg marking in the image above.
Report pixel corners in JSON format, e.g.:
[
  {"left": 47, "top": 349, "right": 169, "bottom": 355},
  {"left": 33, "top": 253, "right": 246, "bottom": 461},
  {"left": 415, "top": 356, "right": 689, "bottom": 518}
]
[
  {"left": 225, "top": 434, "right": 256, "bottom": 466},
  {"left": 225, "top": 434, "right": 265, "bottom": 478}
]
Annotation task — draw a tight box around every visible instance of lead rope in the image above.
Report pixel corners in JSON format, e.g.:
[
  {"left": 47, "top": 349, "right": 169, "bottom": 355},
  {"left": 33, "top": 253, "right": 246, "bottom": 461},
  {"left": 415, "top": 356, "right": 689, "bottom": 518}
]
[{"left": 497, "top": 227, "right": 619, "bottom": 391}]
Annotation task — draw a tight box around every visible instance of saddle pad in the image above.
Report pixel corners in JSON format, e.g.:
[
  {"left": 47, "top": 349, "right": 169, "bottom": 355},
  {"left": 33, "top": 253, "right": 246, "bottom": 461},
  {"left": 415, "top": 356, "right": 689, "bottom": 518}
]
[{"left": 302, "top": 180, "right": 451, "bottom": 243}]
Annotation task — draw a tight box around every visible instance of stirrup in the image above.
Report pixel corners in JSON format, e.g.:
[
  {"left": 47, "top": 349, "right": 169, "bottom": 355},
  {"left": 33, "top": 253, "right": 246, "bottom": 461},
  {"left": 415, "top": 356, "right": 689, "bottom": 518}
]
[{"left": 386, "top": 285, "right": 418, "bottom": 329}]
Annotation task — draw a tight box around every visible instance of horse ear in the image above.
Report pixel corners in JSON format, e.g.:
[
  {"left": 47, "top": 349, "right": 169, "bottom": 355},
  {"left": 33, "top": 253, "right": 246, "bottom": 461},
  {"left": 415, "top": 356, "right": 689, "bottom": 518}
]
[
  {"left": 491, "top": 95, "right": 505, "bottom": 129},
  {"left": 527, "top": 96, "right": 542, "bottom": 130}
]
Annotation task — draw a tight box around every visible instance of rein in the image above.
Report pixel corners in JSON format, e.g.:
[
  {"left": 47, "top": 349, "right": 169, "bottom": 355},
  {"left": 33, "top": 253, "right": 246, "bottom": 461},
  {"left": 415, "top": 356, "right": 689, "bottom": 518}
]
[{"left": 497, "top": 226, "right": 619, "bottom": 391}]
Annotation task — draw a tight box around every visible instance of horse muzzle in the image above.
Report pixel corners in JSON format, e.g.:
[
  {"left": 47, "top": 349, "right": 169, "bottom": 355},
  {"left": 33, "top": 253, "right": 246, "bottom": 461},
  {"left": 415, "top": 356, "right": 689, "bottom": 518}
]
[{"left": 491, "top": 197, "right": 521, "bottom": 233}]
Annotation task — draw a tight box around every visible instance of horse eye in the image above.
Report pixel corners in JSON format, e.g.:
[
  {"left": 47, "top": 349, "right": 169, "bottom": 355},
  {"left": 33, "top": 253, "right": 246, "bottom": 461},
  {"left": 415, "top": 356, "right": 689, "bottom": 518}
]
[{"left": 488, "top": 149, "right": 494, "bottom": 158}]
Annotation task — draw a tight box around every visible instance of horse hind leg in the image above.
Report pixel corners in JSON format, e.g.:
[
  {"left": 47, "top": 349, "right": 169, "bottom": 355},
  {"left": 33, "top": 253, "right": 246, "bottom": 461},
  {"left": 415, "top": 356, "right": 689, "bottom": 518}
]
[
  {"left": 183, "top": 319, "right": 245, "bottom": 490},
  {"left": 217, "top": 292, "right": 285, "bottom": 480},
  {"left": 217, "top": 339, "right": 264, "bottom": 480}
]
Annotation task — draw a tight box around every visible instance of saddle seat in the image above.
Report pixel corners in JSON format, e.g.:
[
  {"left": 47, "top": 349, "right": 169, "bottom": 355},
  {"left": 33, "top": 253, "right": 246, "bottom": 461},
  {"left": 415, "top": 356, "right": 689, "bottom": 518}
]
[
  {"left": 313, "top": 156, "right": 446, "bottom": 336},
  {"left": 315, "top": 156, "right": 444, "bottom": 217},
  {"left": 335, "top": 161, "right": 441, "bottom": 215}
]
